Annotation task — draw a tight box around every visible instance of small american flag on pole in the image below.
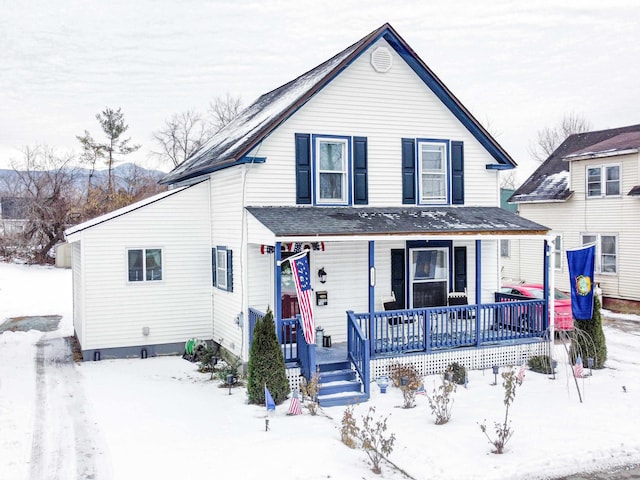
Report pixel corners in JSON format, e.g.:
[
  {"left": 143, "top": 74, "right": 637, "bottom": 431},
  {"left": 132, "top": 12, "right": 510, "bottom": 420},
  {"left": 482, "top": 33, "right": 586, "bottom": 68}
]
[
  {"left": 288, "top": 393, "right": 303, "bottom": 415},
  {"left": 291, "top": 255, "right": 315, "bottom": 345},
  {"left": 574, "top": 355, "right": 584, "bottom": 378}
]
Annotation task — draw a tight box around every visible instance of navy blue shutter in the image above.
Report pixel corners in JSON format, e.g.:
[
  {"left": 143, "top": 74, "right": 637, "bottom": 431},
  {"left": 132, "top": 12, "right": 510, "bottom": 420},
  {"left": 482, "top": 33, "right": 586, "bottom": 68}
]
[
  {"left": 295, "top": 133, "right": 311, "bottom": 204},
  {"left": 353, "top": 136, "right": 368, "bottom": 205},
  {"left": 402, "top": 138, "right": 416, "bottom": 204},
  {"left": 453, "top": 246, "right": 467, "bottom": 292},
  {"left": 226, "top": 249, "right": 233, "bottom": 292},
  {"left": 211, "top": 248, "right": 217, "bottom": 286},
  {"left": 451, "top": 141, "right": 464, "bottom": 205}
]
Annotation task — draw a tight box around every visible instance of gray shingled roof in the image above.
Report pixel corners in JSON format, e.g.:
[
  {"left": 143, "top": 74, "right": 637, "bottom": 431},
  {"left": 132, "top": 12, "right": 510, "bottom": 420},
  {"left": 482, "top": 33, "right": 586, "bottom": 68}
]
[
  {"left": 161, "top": 23, "right": 514, "bottom": 185},
  {"left": 246, "top": 206, "right": 548, "bottom": 237},
  {"left": 510, "top": 124, "right": 640, "bottom": 203}
]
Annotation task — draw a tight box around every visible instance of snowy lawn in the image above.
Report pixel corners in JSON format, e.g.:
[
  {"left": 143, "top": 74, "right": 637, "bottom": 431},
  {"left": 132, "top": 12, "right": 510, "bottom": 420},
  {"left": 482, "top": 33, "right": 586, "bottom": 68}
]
[{"left": 1, "top": 262, "right": 639, "bottom": 479}]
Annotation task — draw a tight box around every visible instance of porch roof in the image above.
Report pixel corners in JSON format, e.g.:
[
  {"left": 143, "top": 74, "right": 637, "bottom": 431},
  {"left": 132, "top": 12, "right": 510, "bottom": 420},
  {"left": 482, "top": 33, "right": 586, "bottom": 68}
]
[{"left": 246, "top": 206, "right": 549, "bottom": 240}]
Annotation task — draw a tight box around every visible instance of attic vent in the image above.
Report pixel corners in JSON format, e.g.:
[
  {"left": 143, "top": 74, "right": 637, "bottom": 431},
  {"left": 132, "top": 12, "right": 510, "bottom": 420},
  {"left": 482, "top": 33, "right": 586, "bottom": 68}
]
[{"left": 370, "top": 47, "right": 392, "bottom": 73}]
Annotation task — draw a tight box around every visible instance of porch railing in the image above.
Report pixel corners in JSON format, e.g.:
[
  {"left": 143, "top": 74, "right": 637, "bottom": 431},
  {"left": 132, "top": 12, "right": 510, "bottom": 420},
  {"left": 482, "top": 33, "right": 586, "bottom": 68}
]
[
  {"left": 352, "top": 298, "right": 546, "bottom": 358},
  {"left": 347, "top": 311, "right": 370, "bottom": 397}
]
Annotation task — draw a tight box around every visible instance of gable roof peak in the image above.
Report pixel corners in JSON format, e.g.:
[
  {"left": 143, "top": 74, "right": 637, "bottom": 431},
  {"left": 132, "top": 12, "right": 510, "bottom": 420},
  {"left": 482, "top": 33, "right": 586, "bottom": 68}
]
[{"left": 161, "top": 23, "right": 514, "bottom": 185}]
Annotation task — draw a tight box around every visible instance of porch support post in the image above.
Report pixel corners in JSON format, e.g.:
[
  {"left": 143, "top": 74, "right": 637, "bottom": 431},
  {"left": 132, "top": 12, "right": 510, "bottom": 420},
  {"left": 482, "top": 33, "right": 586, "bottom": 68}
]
[
  {"left": 544, "top": 238, "right": 553, "bottom": 336},
  {"left": 475, "top": 239, "right": 482, "bottom": 347},
  {"left": 368, "top": 240, "right": 375, "bottom": 357},
  {"left": 275, "top": 242, "right": 281, "bottom": 324}
]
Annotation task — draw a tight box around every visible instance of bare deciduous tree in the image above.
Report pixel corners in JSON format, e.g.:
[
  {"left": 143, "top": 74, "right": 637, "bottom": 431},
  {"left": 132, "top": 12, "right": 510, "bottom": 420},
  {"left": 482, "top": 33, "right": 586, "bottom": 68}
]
[
  {"left": 208, "top": 93, "right": 242, "bottom": 133},
  {"left": 152, "top": 94, "right": 242, "bottom": 168},
  {"left": 529, "top": 113, "right": 592, "bottom": 162},
  {"left": 10, "top": 146, "right": 79, "bottom": 264},
  {"left": 152, "top": 110, "right": 213, "bottom": 167}
]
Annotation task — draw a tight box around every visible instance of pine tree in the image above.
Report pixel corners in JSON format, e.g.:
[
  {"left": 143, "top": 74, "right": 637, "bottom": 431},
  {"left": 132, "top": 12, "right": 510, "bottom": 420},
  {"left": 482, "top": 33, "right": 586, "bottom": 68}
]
[
  {"left": 570, "top": 294, "right": 607, "bottom": 368},
  {"left": 247, "top": 307, "right": 290, "bottom": 404}
]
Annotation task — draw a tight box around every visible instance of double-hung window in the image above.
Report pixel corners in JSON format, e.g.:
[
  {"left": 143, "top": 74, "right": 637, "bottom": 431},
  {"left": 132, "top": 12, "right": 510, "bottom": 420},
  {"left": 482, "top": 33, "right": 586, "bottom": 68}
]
[
  {"left": 295, "top": 133, "right": 368, "bottom": 206},
  {"left": 128, "top": 248, "right": 162, "bottom": 282},
  {"left": 418, "top": 141, "right": 448, "bottom": 203},
  {"left": 212, "top": 246, "right": 233, "bottom": 291},
  {"left": 315, "top": 137, "right": 349, "bottom": 205},
  {"left": 587, "top": 164, "right": 620, "bottom": 198},
  {"left": 402, "top": 138, "right": 463, "bottom": 205},
  {"left": 553, "top": 234, "right": 562, "bottom": 270},
  {"left": 581, "top": 233, "right": 617, "bottom": 274}
]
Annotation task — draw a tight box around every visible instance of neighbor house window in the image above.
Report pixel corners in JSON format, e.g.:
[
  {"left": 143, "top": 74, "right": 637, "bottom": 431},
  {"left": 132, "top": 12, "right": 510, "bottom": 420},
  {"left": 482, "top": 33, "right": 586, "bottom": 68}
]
[
  {"left": 315, "top": 137, "right": 349, "bottom": 205},
  {"left": 587, "top": 165, "right": 620, "bottom": 198},
  {"left": 128, "top": 248, "right": 162, "bottom": 282},
  {"left": 581, "top": 233, "right": 617, "bottom": 274},
  {"left": 212, "top": 246, "right": 233, "bottom": 291},
  {"left": 418, "top": 141, "right": 448, "bottom": 203},
  {"left": 500, "top": 239, "right": 510, "bottom": 258},
  {"left": 553, "top": 234, "right": 562, "bottom": 270}
]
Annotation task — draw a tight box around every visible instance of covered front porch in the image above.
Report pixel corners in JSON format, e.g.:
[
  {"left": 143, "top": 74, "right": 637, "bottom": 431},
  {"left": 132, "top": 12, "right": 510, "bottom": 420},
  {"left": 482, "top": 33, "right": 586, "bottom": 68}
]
[{"left": 245, "top": 206, "right": 552, "bottom": 405}]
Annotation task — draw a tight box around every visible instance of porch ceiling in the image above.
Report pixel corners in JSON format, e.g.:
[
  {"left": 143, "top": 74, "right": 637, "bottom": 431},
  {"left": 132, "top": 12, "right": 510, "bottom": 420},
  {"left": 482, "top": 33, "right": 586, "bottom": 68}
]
[{"left": 246, "top": 206, "right": 549, "bottom": 240}]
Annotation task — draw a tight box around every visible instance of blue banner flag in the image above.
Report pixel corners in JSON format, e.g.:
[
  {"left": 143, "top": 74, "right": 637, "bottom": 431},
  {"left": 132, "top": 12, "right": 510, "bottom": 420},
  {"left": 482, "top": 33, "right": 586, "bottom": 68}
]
[
  {"left": 265, "top": 385, "right": 276, "bottom": 411},
  {"left": 566, "top": 244, "right": 595, "bottom": 320}
]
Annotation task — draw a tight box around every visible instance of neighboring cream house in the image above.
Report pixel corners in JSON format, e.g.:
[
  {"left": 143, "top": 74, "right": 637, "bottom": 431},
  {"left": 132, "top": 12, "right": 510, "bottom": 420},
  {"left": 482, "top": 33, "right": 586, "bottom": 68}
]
[
  {"left": 66, "top": 24, "right": 552, "bottom": 405},
  {"left": 506, "top": 124, "right": 640, "bottom": 310}
]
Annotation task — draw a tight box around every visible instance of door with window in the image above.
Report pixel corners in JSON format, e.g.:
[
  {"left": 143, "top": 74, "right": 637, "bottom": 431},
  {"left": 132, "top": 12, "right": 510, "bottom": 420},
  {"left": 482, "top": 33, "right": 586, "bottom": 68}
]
[{"left": 410, "top": 248, "right": 448, "bottom": 307}]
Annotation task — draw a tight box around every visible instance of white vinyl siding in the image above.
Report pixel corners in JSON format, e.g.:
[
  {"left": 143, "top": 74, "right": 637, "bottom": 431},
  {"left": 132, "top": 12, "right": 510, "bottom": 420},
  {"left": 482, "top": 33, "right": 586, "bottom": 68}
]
[
  {"left": 68, "top": 182, "right": 212, "bottom": 351},
  {"left": 241, "top": 37, "right": 500, "bottom": 207},
  {"left": 209, "top": 167, "right": 244, "bottom": 357},
  {"left": 71, "top": 241, "right": 84, "bottom": 345}
]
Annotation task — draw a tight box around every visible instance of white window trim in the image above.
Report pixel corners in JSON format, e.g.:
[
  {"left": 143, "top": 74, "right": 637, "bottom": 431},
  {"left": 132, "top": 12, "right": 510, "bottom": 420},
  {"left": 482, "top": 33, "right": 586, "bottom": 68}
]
[
  {"left": 586, "top": 164, "right": 621, "bottom": 199},
  {"left": 500, "top": 239, "right": 510, "bottom": 258},
  {"left": 553, "top": 234, "right": 563, "bottom": 271},
  {"left": 581, "top": 233, "right": 618, "bottom": 275},
  {"left": 127, "top": 247, "right": 163, "bottom": 283},
  {"left": 313, "top": 136, "right": 351, "bottom": 206},
  {"left": 417, "top": 139, "right": 449, "bottom": 204},
  {"left": 216, "top": 246, "right": 228, "bottom": 290}
]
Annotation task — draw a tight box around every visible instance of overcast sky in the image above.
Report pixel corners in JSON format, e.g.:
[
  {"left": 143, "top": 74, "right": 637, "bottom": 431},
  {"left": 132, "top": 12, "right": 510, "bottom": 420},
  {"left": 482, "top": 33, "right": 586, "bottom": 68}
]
[{"left": 1, "top": 0, "right": 638, "bottom": 183}]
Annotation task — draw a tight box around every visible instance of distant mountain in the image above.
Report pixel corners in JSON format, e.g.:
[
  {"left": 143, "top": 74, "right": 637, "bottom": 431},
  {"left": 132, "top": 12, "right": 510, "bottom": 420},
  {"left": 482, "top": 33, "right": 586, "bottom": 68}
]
[{"left": 0, "top": 163, "right": 166, "bottom": 191}]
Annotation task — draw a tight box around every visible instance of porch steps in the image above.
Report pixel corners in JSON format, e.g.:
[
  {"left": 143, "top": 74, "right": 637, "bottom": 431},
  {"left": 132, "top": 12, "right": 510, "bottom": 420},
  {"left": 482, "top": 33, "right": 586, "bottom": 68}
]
[{"left": 317, "top": 360, "right": 369, "bottom": 407}]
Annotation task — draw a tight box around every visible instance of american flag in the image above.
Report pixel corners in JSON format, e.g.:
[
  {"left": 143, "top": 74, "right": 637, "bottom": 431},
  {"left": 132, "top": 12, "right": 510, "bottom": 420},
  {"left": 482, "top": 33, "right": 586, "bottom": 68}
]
[
  {"left": 415, "top": 384, "right": 425, "bottom": 395},
  {"left": 574, "top": 356, "right": 583, "bottom": 378},
  {"left": 517, "top": 363, "right": 526, "bottom": 383},
  {"left": 291, "top": 255, "right": 315, "bottom": 345},
  {"left": 288, "top": 393, "right": 303, "bottom": 415}
]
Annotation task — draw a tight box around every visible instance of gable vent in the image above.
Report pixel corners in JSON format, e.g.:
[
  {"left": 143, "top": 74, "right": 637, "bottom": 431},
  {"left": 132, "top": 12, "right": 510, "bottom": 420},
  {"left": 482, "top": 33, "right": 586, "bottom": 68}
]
[{"left": 370, "top": 46, "right": 392, "bottom": 73}]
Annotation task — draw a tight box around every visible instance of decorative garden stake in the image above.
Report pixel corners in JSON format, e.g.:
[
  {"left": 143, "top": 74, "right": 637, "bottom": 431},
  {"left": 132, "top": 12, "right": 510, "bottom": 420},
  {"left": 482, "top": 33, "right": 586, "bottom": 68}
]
[
  {"left": 227, "top": 374, "right": 234, "bottom": 395},
  {"left": 492, "top": 365, "right": 499, "bottom": 385}
]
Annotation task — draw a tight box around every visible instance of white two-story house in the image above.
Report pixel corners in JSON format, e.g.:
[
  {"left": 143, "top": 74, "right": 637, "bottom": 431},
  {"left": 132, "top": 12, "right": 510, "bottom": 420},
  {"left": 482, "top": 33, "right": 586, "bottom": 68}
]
[
  {"left": 66, "top": 24, "right": 552, "bottom": 405},
  {"left": 506, "top": 124, "right": 640, "bottom": 312}
]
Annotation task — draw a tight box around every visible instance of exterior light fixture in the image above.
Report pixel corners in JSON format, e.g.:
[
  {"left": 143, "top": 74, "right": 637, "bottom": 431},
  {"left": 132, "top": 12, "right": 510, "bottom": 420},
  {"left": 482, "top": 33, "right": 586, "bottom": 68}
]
[
  {"left": 492, "top": 365, "right": 499, "bottom": 385},
  {"left": 318, "top": 267, "right": 327, "bottom": 284},
  {"left": 551, "top": 359, "right": 558, "bottom": 380}
]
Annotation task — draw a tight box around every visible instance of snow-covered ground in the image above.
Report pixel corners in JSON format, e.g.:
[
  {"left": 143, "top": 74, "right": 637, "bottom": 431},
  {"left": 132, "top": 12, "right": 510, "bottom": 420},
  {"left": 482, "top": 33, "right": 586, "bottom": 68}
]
[{"left": 1, "top": 262, "right": 639, "bottom": 480}]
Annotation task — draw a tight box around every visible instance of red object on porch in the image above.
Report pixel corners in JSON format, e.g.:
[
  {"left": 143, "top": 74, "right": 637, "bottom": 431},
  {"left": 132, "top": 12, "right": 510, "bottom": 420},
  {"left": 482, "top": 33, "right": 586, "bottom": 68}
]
[{"left": 282, "top": 294, "right": 299, "bottom": 342}]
